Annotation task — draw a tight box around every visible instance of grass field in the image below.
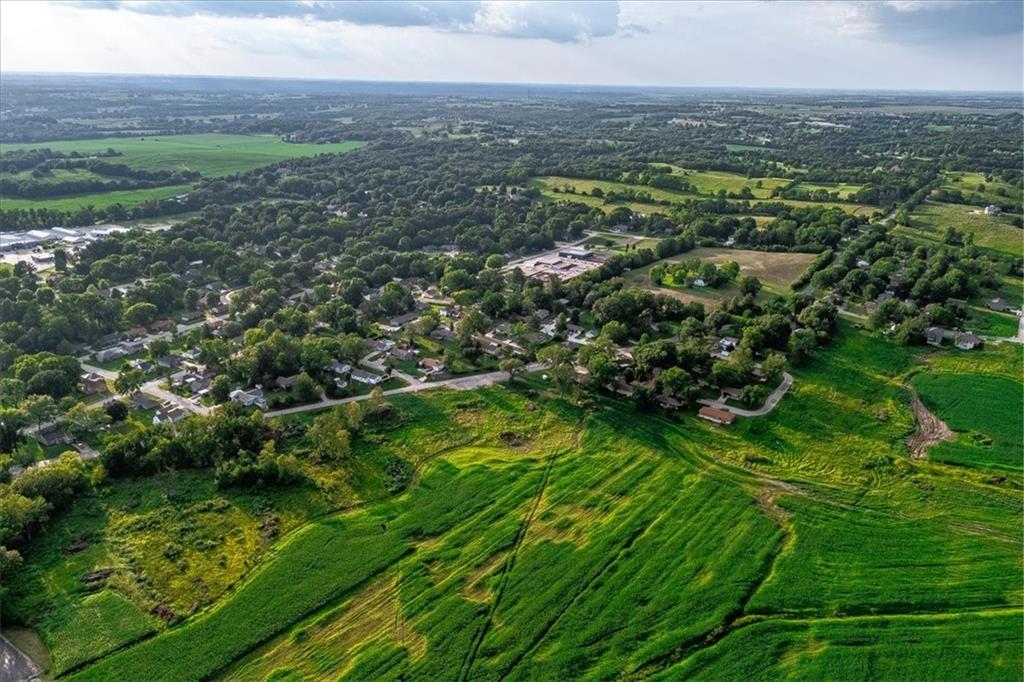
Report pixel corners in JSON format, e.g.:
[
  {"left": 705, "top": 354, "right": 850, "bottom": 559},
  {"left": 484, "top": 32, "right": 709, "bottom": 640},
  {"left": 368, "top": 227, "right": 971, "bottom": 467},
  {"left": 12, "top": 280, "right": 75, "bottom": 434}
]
[
  {"left": 0, "top": 134, "right": 366, "bottom": 211},
  {"left": 911, "top": 345, "right": 1023, "bottom": 471},
  {"left": 967, "top": 307, "right": 1020, "bottom": 337},
  {"left": 901, "top": 201, "right": 1023, "bottom": 257},
  {"left": 24, "top": 322, "right": 1012, "bottom": 681},
  {"left": 938, "top": 171, "right": 1021, "bottom": 208},
  {"left": 533, "top": 170, "right": 875, "bottom": 216},
  {"left": 622, "top": 246, "right": 816, "bottom": 302}
]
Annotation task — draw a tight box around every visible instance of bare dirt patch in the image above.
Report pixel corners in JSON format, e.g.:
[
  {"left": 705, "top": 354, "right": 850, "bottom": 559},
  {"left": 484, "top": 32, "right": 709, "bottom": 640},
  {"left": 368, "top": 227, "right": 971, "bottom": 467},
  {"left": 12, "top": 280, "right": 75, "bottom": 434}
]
[{"left": 906, "top": 392, "right": 955, "bottom": 459}]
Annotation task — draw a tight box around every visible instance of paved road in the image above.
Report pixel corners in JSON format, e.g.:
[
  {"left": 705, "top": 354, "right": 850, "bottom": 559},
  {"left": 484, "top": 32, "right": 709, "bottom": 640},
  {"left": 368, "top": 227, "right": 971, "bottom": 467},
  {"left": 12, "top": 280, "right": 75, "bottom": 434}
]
[
  {"left": 698, "top": 372, "right": 794, "bottom": 418},
  {"left": 264, "top": 363, "right": 545, "bottom": 418},
  {"left": 0, "top": 635, "right": 41, "bottom": 682},
  {"left": 78, "top": 363, "right": 213, "bottom": 416}
]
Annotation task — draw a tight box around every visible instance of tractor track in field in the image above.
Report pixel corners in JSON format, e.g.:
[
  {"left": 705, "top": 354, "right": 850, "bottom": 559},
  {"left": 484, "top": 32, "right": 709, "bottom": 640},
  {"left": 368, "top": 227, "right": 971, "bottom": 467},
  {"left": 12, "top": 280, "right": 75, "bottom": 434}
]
[
  {"left": 906, "top": 390, "right": 955, "bottom": 459},
  {"left": 457, "top": 451, "right": 558, "bottom": 682},
  {"left": 498, "top": 506, "right": 670, "bottom": 680}
]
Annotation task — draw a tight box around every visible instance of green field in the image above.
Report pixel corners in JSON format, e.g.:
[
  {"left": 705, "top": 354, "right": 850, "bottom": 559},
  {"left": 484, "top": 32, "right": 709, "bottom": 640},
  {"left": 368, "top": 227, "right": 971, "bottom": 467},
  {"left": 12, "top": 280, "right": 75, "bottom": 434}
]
[
  {"left": 938, "top": 171, "right": 1021, "bottom": 208},
  {"left": 0, "top": 134, "right": 366, "bottom": 211},
  {"left": 4, "top": 324, "right": 1004, "bottom": 681},
  {"left": 967, "top": 307, "right": 1020, "bottom": 337},
  {"left": 901, "top": 201, "right": 1023, "bottom": 257},
  {"left": 533, "top": 170, "right": 875, "bottom": 216},
  {"left": 911, "top": 346, "right": 1023, "bottom": 471}
]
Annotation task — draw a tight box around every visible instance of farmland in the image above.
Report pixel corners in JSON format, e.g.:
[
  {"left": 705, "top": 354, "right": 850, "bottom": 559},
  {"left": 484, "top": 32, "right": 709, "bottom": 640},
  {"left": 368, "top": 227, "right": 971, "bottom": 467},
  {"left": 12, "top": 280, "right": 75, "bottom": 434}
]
[
  {"left": 0, "top": 134, "right": 365, "bottom": 210},
  {"left": 25, "top": 326, "right": 1012, "bottom": 681}
]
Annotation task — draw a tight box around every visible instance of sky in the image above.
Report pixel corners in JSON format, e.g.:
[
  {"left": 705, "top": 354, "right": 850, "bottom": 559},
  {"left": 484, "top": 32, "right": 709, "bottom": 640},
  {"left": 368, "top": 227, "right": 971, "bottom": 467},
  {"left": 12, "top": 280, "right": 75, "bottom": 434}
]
[{"left": 1, "top": 0, "right": 1021, "bottom": 91}]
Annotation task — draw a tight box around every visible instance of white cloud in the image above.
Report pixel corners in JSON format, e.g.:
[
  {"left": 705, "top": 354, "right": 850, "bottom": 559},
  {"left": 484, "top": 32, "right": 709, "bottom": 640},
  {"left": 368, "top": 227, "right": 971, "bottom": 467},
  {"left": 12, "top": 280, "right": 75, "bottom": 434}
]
[{"left": 1, "top": 0, "right": 1020, "bottom": 90}]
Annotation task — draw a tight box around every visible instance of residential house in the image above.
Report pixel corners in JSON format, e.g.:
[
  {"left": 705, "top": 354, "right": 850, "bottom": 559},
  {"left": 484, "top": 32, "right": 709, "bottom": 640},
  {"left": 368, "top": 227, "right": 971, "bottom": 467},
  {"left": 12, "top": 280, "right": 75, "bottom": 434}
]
[
  {"left": 698, "top": 406, "right": 736, "bottom": 425},
  {"left": 925, "top": 327, "right": 945, "bottom": 347},
  {"left": 153, "top": 405, "right": 188, "bottom": 426},
  {"left": 374, "top": 338, "right": 396, "bottom": 353},
  {"left": 657, "top": 395, "right": 682, "bottom": 410},
  {"left": 380, "top": 311, "right": 420, "bottom": 332},
  {"left": 429, "top": 327, "right": 456, "bottom": 342},
  {"left": 329, "top": 362, "right": 352, "bottom": 376},
  {"left": 392, "top": 347, "right": 417, "bottom": 361},
  {"left": 712, "top": 337, "right": 740, "bottom": 359},
  {"left": 37, "top": 426, "right": 70, "bottom": 447},
  {"left": 132, "top": 394, "right": 159, "bottom": 410},
  {"left": 95, "top": 347, "right": 127, "bottom": 363},
  {"left": 81, "top": 372, "right": 107, "bottom": 395},
  {"left": 351, "top": 369, "right": 385, "bottom": 386},
  {"left": 988, "top": 298, "right": 1009, "bottom": 313},
  {"left": 275, "top": 375, "right": 300, "bottom": 391},
  {"left": 230, "top": 388, "right": 268, "bottom": 410},
  {"left": 418, "top": 358, "right": 446, "bottom": 376},
  {"left": 954, "top": 332, "right": 982, "bottom": 350},
  {"left": 157, "top": 354, "right": 183, "bottom": 370}
]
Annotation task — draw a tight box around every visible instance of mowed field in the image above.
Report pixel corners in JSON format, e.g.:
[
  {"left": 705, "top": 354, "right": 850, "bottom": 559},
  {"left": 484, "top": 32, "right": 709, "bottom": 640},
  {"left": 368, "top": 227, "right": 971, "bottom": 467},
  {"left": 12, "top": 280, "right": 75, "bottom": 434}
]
[
  {"left": 938, "top": 171, "right": 1021, "bottom": 208},
  {"left": 900, "top": 201, "right": 1023, "bottom": 257},
  {"left": 8, "top": 325, "right": 1009, "bottom": 681},
  {"left": 623, "top": 246, "right": 817, "bottom": 303},
  {"left": 532, "top": 169, "right": 875, "bottom": 216},
  {"left": 911, "top": 345, "right": 1023, "bottom": 471},
  {"left": 0, "top": 134, "right": 366, "bottom": 210}
]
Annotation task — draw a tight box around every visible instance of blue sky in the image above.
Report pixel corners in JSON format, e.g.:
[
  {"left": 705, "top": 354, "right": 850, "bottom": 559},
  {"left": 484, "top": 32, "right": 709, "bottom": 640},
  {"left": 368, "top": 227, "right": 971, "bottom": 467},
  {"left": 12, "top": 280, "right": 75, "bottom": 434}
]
[{"left": 1, "top": 1, "right": 1021, "bottom": 91}]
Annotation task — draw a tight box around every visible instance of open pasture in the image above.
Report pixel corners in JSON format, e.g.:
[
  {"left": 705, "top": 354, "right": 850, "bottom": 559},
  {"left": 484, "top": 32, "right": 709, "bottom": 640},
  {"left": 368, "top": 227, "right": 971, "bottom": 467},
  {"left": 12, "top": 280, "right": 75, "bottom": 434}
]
[{"left": 902, "top": 201, "right": 1023, "bottom": 257}]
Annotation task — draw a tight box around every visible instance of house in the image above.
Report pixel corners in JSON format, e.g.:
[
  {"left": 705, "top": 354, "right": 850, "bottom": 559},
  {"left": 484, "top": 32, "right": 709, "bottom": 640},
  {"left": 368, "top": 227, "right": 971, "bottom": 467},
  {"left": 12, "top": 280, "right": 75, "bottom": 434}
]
[
  {"left": 81, "top": 372, "right": 107, "bottom": 395},
  {"left": 533, "top": 309, "right": 551, "bottom": 321},
  {"left": 418, "top": 358, "right": 446, "bottom": 375},
  {"left": 657, "top": 395, "right": 682, "bottom": 410},
  {"left": 329, "top": 362, "right": 352, "bottom": 376},
  {"left": 692, "top": 278, "right": 707, "bottom": 288},
  {"left": 37, "top": 426, "right": 70, "bottom": 447},
  {"left": 392, "top": 347, "right": 417, "bottom": 361},
  {"left": 182, "top": 347, "right": 203, "bottom": 361},
  {"left": 153, "top": 405, "right": 188, "bottom": 426},
  {"left": 954, "top": 332, "right": 982, "bottom": 350},
  {"left": 984, "top": 205, "right": 1002, "bottom": 216},
  {"left": 274, "top": 375, "right": 300, "bottom": 390},
  {"left": 610, "top": 380, "right": 636, "bottom": 398},
  {"left": 121, "top": 339, "right": 146, "bottom": 355},
  {"left": 129, "top": 358, "right": 155, "bottom": 373},
  {"left": 925, "top": 327, "right": 945, "bottom": 346},
  {"left": 440, "top": 306, "right": 462, "bottom": 320},
  {"left": 430, "top": 327, "right": 456, "bottom": 342},
  {"left": 157, "top": 354, "right": 183, "bottom": 370},
  {"left": 988, "top": 298, "right": 1009, "bottom": 313},
  {"left": 150, "top": 319, "right": 175, "bottom": 332},
  {"left": 374, "top": 338, "right": 395, "bottom": 353},
  {"left": 351, "top": 369, "right": 385, "bottom": 386},
  {"left": 712, "top": 337, "right": 740, "bottom": 359},
  {"left": 123, "top": 326, "right": 148, "bottom": 340},
  {"left": 95, "top": 347, "right": 127, "bottom": 363},
  {"left": 698, "top": 406, "right": 736, "bottom": 425},
  {"left": 381, "top": 311, "right": 420, "bottom": 332},
  {"left": 132, "top": 394, "right": 159, "bottom": 410},
  {"left": 230, "top": 388, "right": 267, "bottom": 410}
]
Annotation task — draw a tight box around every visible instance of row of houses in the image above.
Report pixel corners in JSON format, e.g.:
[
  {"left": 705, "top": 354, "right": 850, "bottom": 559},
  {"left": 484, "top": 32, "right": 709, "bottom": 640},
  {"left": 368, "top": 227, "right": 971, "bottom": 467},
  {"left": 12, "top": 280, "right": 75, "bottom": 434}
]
[{"left": 925, "top": 327, "right": 982, "bottom": 350}]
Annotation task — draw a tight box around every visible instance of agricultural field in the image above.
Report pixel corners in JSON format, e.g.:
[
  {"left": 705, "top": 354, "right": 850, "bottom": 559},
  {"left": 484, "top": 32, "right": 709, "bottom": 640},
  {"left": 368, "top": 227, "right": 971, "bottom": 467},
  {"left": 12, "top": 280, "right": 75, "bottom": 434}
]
[
  {"left": 0, "top": 134, "right": 366, "bottom": 210},
  {"left": 791, "top": 180, "right": 864, "bottom": 200},
  {"left": 901, "top": 201, "right": 1023, "bottom": 257},
  {"left": 13, "top": 324, "right": 1010, "bottom": 681}
]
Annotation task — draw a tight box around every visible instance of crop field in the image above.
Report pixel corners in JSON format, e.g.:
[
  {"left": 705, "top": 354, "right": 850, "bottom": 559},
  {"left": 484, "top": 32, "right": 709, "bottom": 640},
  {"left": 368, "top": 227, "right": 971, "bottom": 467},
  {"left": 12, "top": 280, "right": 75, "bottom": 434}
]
[
  {"left": 32, "top": 325, "right": 1015, "bottom": 681},
  {"left": 0, "top": 134, "right": 366, "bottom": 210},
  {"left": 792, "top": 180, "right": 864, "bottom": 199},
  {"left": 902, "top": 201, "right": 1023, "bottom": 257}
]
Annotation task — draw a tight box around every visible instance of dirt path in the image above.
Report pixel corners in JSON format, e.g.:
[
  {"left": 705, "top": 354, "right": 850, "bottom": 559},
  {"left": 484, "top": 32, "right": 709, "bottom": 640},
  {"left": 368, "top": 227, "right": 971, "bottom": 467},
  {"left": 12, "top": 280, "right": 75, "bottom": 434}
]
[{"left": 906, "top": 392, "right": 955, "bottom": 459}]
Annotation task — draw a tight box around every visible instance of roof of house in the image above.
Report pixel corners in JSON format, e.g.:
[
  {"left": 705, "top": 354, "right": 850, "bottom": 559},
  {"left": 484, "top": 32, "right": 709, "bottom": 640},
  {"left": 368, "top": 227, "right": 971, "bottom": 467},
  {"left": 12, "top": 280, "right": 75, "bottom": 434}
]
[{"left": 698, "top": 406, "right": 736, "bottom": 424}]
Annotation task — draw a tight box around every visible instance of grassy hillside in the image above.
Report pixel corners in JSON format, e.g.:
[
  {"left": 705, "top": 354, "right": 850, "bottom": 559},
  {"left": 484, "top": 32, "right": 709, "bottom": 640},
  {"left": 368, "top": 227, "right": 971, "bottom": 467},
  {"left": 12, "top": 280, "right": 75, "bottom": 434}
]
[{"left": 32, "top": 326, "right": 1017, "bottom": 681}]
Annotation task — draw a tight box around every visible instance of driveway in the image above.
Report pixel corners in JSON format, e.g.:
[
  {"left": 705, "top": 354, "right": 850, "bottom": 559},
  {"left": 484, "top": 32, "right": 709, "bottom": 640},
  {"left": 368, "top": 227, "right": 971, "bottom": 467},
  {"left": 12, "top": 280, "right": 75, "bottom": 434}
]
[
  {"left": 698, "top": 372, "right": 794, "bottom": 418},
  {"left": 0, "top": 636, "right": 41, "bottom": 682}
]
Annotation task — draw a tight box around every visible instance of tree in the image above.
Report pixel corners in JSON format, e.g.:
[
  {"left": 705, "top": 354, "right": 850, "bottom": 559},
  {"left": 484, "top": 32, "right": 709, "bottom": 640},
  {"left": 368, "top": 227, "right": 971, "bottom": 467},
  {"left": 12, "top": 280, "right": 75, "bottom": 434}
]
[
  {"left": 0, "top": 379, "right": 26, "bottom": 407},
  {"left": 210, "top": 376, "right": 232, "bottom": 403},
  {"left": 787, "top": 329, "right": 817, "bottom": 366},
  {"left": 738, "top": 275, "right": 762, "bottom": 296},
  {"left": 0, "top": 408, "right": 28, "bottom": 454},
  {"left": 660, "top": 366, "right": 695, "bottom": 402},
  {"left": 63, "top": 402, "right": 110, "bottom": 441},
  {"left": 149, "top": 338, "right": 171, "bottom": 360},
  {"left": 499, "top": 357, "right": 525, "bottom": 383},
  {"left": 105, "top": 400, "right": 129, "bottom": 423},
  {"left": 293, "top": 372, "right": 321, "bottom": 403},
  {"left": 124, "top": 302, "right": 158, "bottom": 327},
  {"left": 21, "top": 395, "right": 57, "bottom": 435},
  {"left": 114, "top": 368, "right": 145, "bottom": 397},
  {"left": 600, "top": 321, "right": 629, "bottom": 344},
  {"left": 308, "top": 408, "right": 351, "bottom": 462},
  {"left": 536, "top": 345, "right": 575, "bottom": 392}
]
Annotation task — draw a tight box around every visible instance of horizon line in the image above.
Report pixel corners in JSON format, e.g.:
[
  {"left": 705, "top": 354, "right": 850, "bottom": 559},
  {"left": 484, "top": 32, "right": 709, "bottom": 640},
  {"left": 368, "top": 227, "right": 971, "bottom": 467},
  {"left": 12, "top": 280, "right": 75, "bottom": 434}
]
[{"left": 2, "top": 70, "right": 1022, "bottom": 97}]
